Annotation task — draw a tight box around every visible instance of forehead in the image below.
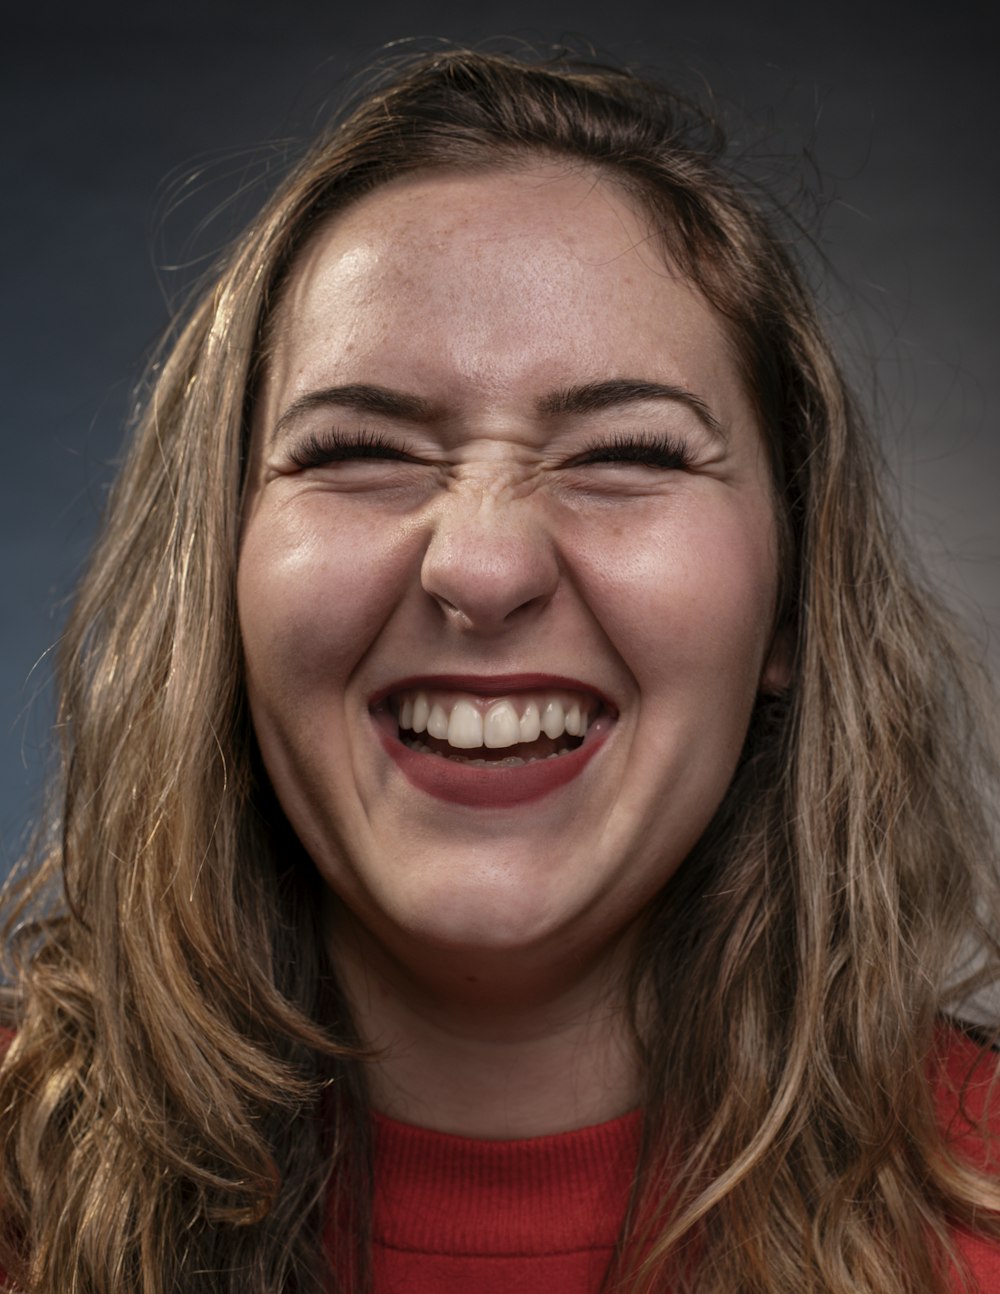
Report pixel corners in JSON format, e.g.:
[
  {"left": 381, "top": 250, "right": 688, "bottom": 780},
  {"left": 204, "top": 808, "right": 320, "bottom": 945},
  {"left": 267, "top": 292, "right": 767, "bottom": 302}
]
[{"left": 262, "top": 165, "right": 745, "bottom": 422}]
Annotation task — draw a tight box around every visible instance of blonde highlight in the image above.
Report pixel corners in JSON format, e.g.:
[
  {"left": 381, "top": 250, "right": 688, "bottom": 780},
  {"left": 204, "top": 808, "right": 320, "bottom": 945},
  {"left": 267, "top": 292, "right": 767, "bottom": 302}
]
[{"left": 1, "top": 46, "right": 997, "bottom": 1293}]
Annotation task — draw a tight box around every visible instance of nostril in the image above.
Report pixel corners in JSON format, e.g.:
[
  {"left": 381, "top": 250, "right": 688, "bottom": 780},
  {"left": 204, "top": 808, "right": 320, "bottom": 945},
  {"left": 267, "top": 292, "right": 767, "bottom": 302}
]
[
  {"left": 426, "top": 589, "right": 551, "bottom": 632},
  {"left": 424, "top": 569, "right": 553, "bottom": 619},
  {"left": 431, "top": 594, "right": 473, "bottom": 626}
]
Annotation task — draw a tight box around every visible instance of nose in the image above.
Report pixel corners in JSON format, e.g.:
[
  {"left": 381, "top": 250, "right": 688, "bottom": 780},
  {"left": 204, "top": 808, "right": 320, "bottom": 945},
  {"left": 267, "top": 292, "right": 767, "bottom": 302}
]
[{"left": 420, "top": 491, "right": 560, "bottom": 634}]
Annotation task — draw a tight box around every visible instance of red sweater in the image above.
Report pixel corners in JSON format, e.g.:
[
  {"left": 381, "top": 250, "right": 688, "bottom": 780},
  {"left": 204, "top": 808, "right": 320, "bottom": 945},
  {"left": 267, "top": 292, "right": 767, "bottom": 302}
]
[
  {"left": 367, "top": 1028, "right": 1000, "bottom": 1293},
  {"left": 370, "top": 1108, "right": 641, "bottom": 1292},
  {"left": 1, "top": 1031, "right": 998, "bottom": 1290}
]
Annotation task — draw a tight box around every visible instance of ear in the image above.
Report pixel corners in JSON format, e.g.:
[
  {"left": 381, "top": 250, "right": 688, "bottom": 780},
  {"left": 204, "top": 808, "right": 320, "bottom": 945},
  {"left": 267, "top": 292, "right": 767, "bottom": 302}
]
[{"left": 759, "top": 623, "right": 794, "bottom": 695}]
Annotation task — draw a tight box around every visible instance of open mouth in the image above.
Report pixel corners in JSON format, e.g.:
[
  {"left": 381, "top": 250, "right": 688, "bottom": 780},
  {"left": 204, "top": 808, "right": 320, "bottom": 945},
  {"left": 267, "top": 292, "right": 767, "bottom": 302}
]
[
  {"left": 392, "top": 688, "right": 595, "bottom": 766},
  {"left": 370, "top": 679, "right": 614, "bottom": 806}
]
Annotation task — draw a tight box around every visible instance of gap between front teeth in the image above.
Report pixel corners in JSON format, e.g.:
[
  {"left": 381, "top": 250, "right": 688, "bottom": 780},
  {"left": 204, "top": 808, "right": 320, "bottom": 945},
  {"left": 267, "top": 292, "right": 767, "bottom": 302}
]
[{"left": 398, "top": 694, "right": 587, "bottom": 750}]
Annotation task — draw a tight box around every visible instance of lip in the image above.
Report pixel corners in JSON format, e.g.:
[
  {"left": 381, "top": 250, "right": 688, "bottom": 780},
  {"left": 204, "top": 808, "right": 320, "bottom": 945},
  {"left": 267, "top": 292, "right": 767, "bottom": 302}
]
[
  {"left": 367, "top": 673, "right": 616, "bottom": 709},
  {"left": 369, "top": 673, "right": 616, "bottom": 808}
]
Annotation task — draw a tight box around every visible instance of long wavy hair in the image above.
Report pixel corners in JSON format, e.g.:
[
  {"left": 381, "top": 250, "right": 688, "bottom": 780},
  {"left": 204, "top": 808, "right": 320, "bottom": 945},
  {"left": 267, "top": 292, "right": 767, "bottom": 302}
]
[{"left": 1, "top": 47, "right": 998, "bottom": 1294}]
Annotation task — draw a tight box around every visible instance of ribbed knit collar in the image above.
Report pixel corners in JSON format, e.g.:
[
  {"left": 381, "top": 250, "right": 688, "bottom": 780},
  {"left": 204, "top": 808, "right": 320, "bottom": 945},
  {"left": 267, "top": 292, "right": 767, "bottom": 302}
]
[{"left": 371, "top": 1109, "right": 643, "bottom": 1256}]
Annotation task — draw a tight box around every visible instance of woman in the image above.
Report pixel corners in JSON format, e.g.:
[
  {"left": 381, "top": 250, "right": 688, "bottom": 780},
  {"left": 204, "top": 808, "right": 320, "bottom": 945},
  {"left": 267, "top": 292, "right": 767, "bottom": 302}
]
[{"left": 0, "top": 47, "right": 998, "bottom": 1294}]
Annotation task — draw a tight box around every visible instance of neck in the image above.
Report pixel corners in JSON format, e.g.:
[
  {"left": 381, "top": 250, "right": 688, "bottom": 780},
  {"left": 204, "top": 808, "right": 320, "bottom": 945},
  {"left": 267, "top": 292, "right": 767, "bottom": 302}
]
[{"left": 328, "top": 906, "right": 642, "bottom": 1138}]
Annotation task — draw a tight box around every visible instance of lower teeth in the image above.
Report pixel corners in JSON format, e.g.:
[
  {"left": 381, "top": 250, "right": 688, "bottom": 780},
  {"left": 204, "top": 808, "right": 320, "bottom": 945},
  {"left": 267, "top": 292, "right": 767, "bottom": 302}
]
[{"left": 403, "top": 739, "right": 571, "bottom": 765}]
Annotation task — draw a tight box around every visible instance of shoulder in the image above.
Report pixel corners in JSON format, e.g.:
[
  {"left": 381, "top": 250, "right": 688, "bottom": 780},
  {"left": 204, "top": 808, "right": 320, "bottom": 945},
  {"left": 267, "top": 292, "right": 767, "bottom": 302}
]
[
  {"left": 932, "top": 1022, "right": 1000, "bottom": 1291},
  {"left": 932, "top": 1019, "right": 1000, "bottom": 1176}
]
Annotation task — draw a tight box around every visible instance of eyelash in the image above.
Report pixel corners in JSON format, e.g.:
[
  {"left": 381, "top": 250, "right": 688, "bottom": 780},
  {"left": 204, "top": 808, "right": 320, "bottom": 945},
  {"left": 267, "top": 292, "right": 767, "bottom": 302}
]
[
  {"left": 288, "top": 428, "right": 694, "bottom": 471},
  {"left": 288, "top": 428, "right": 412, "bottom": 469},
  {"left": 570, "top": 432, "right": 694, "bottom": 470}
]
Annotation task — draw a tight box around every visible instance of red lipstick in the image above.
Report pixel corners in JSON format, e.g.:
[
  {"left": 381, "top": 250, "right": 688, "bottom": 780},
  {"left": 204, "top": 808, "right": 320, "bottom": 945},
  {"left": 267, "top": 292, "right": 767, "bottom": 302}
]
[
  {"left": 368, "top": 673, "right": 615, "bottom": 708},
  {"left": 369, "top": 674, "right": 614, "bottom": 808}
]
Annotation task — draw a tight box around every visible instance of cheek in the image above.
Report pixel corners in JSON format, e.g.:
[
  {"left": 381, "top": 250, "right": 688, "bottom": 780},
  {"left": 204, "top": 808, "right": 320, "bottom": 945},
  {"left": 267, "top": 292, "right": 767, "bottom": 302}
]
[
  {"left": 571, "top": 496, "right": 780, "bottom": 687},
  {"left": 237, "top": 502, "right": 418, "bottom": 693}
]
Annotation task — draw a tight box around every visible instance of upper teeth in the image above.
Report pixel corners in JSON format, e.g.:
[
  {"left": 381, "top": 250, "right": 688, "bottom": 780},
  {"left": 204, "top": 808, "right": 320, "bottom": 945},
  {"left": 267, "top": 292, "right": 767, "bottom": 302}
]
[{"left": 396, "top": 691, "right": 591, "bottom": 750}]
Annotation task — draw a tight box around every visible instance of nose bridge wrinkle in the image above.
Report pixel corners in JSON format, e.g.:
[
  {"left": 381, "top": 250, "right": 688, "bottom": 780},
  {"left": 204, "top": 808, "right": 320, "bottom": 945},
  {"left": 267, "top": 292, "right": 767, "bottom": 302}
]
[{"left": 449, "top": 454, "right": 535, "bottom": 505}]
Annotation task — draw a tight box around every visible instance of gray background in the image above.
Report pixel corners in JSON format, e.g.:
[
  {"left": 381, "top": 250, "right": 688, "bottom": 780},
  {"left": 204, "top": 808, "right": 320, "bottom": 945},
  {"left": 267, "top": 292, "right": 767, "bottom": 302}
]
[{"left": 3, "top": 0, "right": 998, "bottom": 874}]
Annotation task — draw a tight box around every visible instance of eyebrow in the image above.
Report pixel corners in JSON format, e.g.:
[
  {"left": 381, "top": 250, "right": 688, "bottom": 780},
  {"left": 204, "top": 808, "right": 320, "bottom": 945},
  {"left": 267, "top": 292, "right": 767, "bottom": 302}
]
[
  {"left": 537, "top": 379, "right": 725, "bottom": 440},
  {"left": 272, "top": 377, "right": 725, "bottom": 442},
  {"left": 272, "top": 384, "right": 437, "bottom": 439}
]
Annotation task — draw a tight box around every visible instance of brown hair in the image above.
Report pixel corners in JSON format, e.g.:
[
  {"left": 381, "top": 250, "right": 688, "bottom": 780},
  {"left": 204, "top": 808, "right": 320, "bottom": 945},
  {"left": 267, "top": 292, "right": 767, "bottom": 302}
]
[{"left": 1, "top": 46, "right": 998, "bottom": 1294}]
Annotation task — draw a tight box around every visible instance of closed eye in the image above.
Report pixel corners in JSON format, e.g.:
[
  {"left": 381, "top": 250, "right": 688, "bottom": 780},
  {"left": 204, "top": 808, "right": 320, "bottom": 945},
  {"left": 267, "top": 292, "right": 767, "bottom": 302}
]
[
  {"left": 288, "top": 427, "right": 416, "bottom": 469},
  {"left": 566, "top": 433, "right": 694, "bottom": 470}
]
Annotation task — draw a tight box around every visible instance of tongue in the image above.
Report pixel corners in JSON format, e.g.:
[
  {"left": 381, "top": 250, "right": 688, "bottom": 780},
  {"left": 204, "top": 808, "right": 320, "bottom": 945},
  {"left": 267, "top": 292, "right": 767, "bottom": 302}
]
[{"left": 408, "top": 732, "right": 577, "bottom": 761}]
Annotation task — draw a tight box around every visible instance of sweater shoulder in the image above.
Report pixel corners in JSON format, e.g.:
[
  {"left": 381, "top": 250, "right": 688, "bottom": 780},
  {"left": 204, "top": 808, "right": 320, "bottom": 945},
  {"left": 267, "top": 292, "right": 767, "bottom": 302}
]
[{"left": 933, "top": 1019, "right": 1000, "bottom": 1176}]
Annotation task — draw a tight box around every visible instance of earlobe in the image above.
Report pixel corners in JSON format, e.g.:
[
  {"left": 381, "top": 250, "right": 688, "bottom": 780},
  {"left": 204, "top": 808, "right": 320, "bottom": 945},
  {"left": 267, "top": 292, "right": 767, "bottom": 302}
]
[{"left": 760, "top": 624, "right": 794, "bottom": 695}]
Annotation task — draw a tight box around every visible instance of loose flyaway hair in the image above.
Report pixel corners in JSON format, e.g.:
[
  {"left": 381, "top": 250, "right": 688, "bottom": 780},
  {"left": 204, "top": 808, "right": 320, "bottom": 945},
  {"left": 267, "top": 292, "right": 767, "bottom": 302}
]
[{"left": 1, "top": 45, "right": 998, "bottom": 1294}]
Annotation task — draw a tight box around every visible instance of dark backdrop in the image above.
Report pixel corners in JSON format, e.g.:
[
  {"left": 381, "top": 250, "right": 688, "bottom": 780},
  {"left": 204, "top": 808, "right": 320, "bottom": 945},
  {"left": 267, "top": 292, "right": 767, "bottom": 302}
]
[{"left": 3, "top": 0, "right": 998, "bottom": 872}]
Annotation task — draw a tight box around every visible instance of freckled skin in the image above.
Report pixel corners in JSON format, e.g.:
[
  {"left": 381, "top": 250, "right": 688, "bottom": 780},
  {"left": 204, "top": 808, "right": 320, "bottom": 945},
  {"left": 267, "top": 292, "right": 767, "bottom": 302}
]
[{"left": 238, "top": 166, "right": 786, "bottom": 1003}]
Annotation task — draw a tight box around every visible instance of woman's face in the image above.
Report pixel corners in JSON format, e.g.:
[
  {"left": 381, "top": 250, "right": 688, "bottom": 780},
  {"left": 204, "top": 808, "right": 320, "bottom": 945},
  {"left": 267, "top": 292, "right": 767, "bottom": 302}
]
[{"left": 238, "top": 166, "right": 786, "bottom": 972}]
